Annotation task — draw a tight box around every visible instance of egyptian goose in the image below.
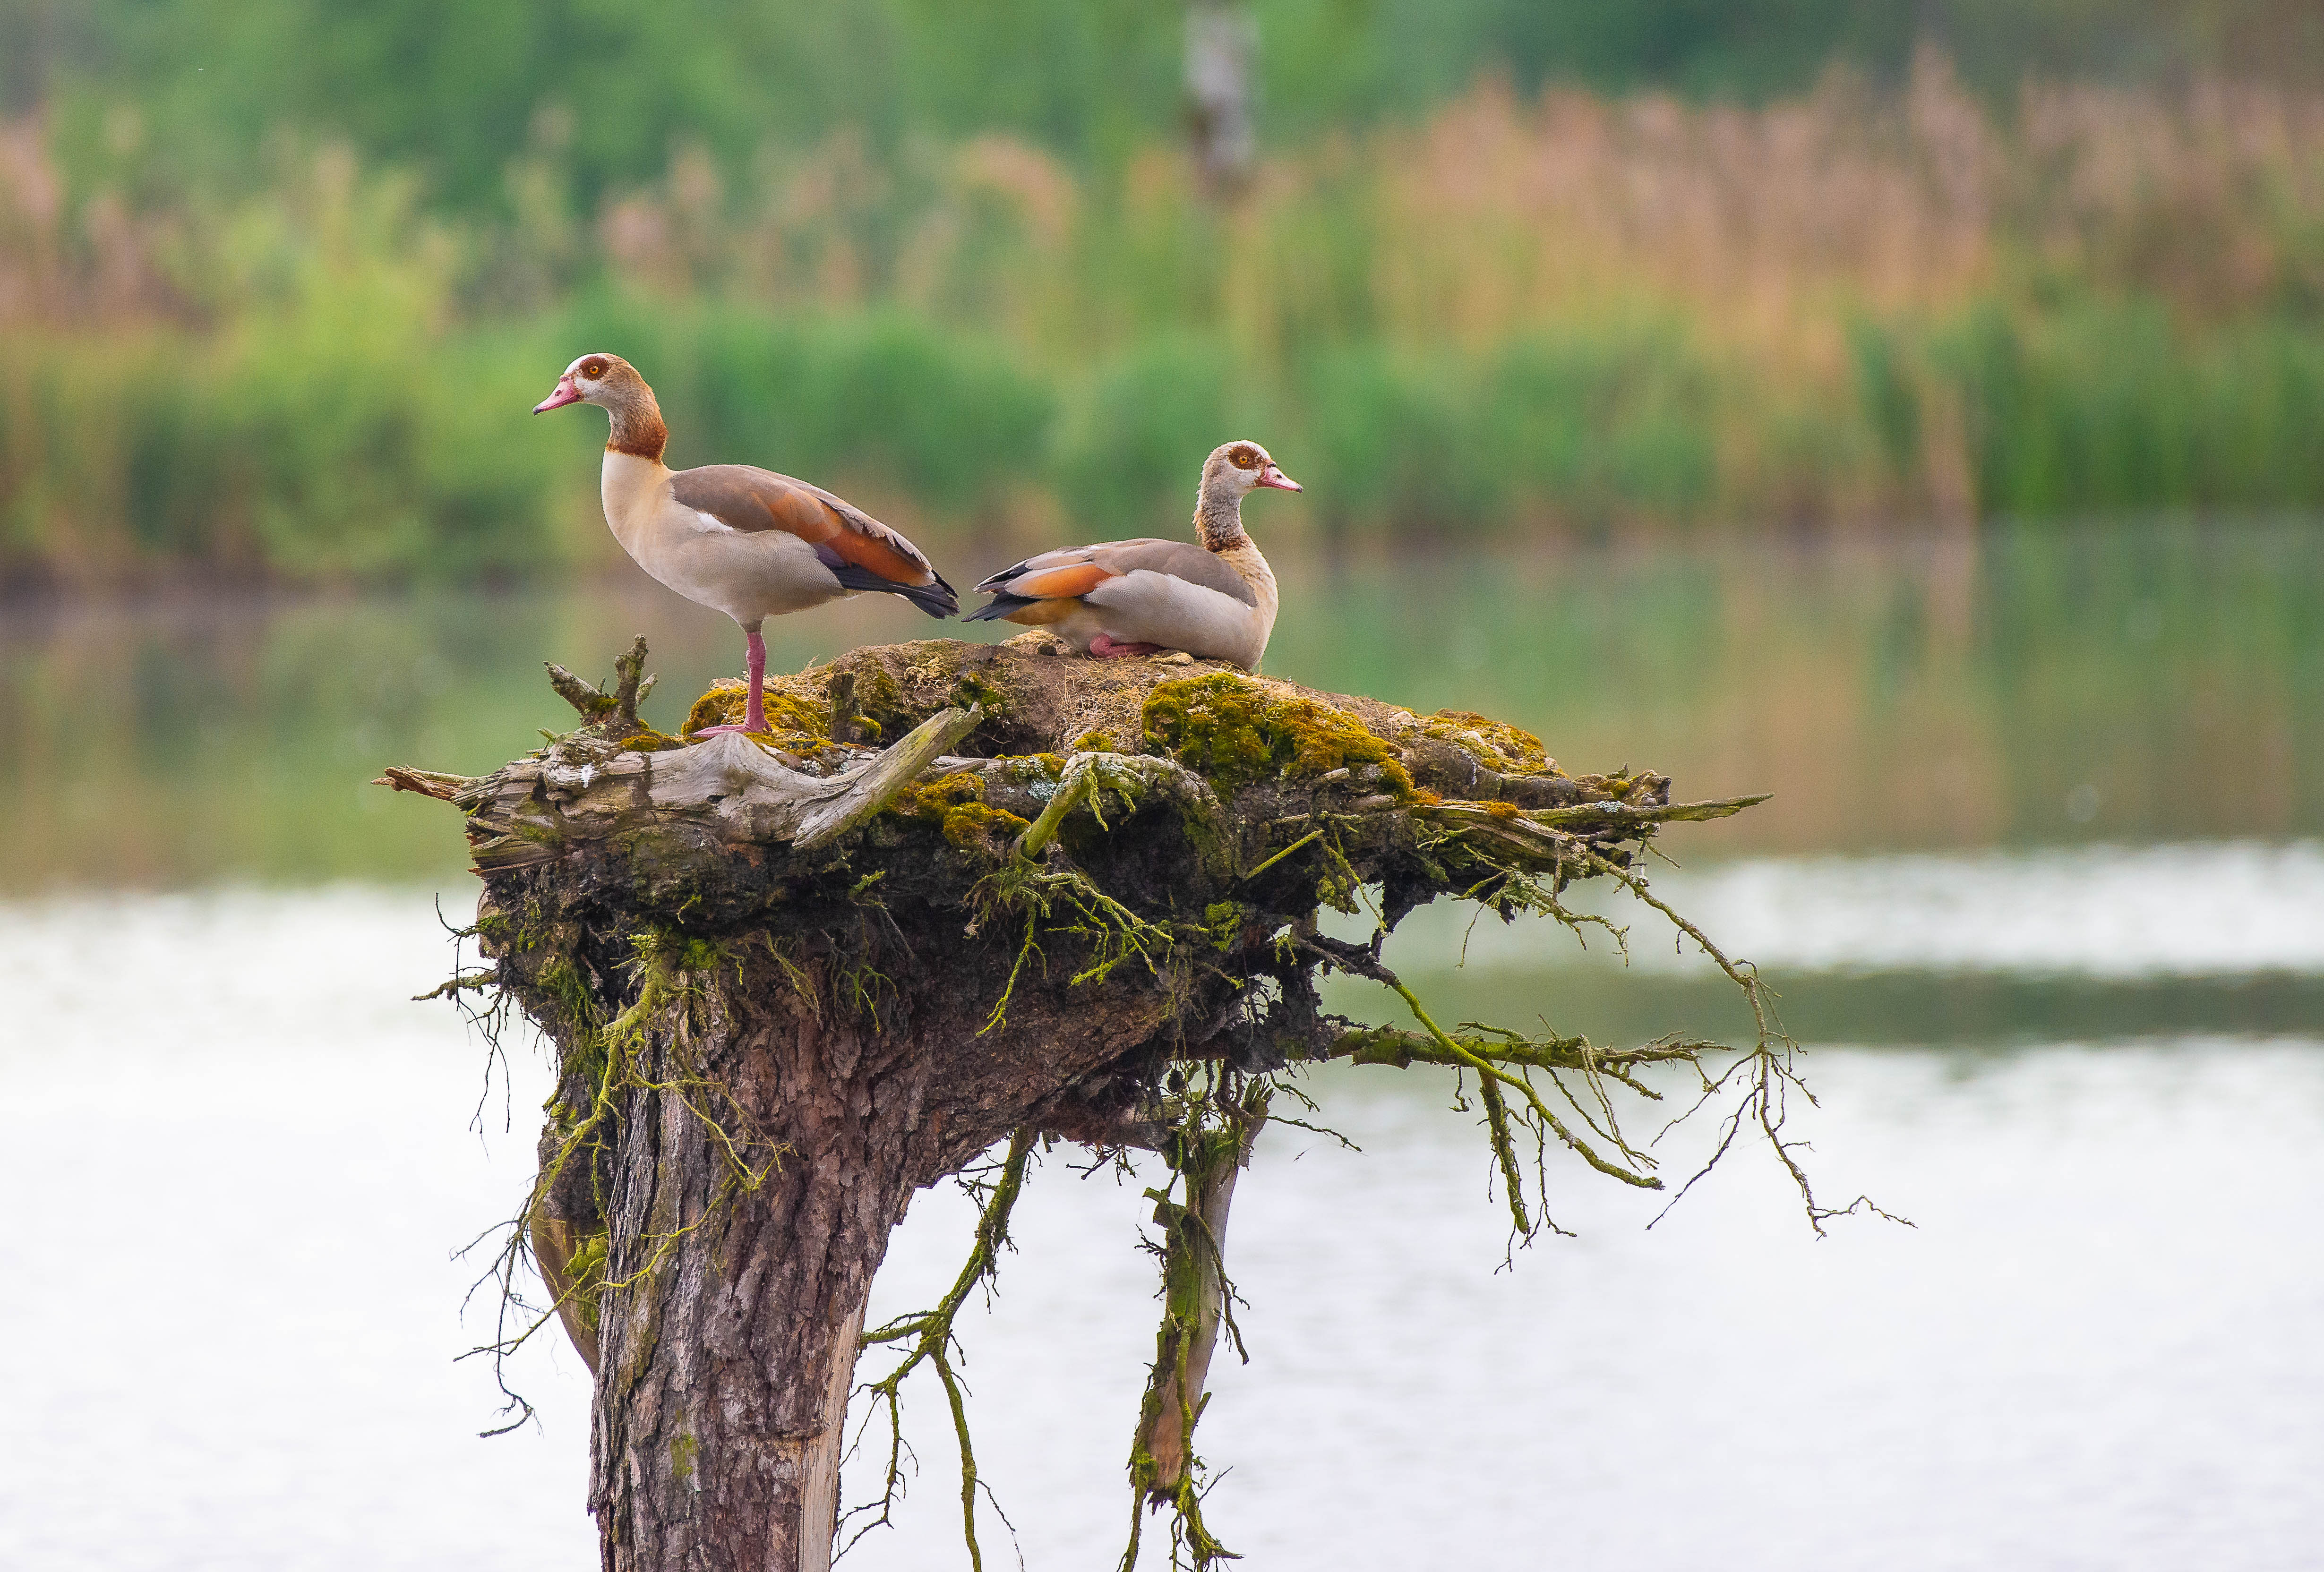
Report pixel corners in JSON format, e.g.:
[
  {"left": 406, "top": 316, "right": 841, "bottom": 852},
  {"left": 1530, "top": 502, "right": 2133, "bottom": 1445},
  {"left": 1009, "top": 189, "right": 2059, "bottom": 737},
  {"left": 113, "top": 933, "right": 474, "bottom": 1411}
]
[
  {"left": 964, "top": 440, "right": 1299, "bottom": 666},
  {"left": 533, "top": 353, "right": 957, "bottom": 736}
]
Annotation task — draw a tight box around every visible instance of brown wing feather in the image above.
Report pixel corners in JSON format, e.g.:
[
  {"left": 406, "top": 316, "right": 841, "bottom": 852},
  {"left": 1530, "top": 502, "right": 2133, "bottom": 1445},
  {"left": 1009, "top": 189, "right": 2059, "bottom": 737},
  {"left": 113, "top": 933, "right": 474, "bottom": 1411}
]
[
  {"left": 1008, "top": 561, "right": 1116, "bottom": 599},
  {"left": 1085, "top": 539, "right": 1257, "bottom": 607},
  {"left": 670, "top": 464, "right": 939, "bottom": 587},
  {"left": 975, "top": 543, "right": 1114, "bottom": 596}
]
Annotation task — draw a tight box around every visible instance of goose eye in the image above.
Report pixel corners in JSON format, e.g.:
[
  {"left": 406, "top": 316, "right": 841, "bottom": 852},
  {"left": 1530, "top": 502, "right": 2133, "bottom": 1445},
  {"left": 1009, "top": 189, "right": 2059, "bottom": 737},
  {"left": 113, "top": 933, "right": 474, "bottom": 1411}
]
[
  {"left": 580, "top": 359, "right": 609, "bottom": 380},
  {"left": 1229, "top": 446, "right": 1259, "bottom": 470}
]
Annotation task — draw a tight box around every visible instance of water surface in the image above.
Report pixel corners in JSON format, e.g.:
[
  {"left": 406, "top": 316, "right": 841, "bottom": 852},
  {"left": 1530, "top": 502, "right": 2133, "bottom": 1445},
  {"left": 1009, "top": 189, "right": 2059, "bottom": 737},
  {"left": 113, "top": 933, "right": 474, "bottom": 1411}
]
[
  {"left": 1, "top": 889, "right": 2317, "bottom": 1571},
  {"left": 3, "top": 522, "right": 2320, "bottom": 1567}
]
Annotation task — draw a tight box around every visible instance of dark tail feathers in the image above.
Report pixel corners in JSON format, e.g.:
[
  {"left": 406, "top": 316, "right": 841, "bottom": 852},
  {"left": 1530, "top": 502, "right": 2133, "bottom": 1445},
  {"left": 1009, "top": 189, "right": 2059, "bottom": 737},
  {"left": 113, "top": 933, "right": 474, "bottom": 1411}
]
[
  {"left": 830, "top": 565, "right": 959, "bottom": 618},
  {"left": 961, "top": 594, "right": 1034, "bottom": 624}
]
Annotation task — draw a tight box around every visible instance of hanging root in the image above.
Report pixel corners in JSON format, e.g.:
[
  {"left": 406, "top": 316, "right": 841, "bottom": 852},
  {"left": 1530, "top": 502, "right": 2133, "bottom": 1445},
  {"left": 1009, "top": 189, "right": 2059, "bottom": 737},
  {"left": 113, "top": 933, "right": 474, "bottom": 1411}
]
[
  {"left": 1119, "top": 1071, "right": 1268, "bottom": 1572},
  {"left": 846, "top": 1128, "right": 1039, "bottom": 1570},
  {"left": 1289, "top": 803, "right": 1902, "bottom": 1248},
  {"left": 1569, "top": 848, "right": 1915, "bottom": 1236},
  {"left": 971, "top": 858, "right": 1180, "bottom": 1035},
  {"left": 1294, "top": 930, "right": 1669, "bottom": 1245},
  {"left": 458, "top": 927, "right": 783, "bottom": 1434}
]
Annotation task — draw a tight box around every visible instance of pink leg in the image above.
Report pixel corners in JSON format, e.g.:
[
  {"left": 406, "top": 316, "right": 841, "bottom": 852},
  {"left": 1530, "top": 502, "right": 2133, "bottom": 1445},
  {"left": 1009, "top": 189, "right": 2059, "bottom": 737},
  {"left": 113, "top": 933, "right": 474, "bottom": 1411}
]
[
  {"left": 1089, "top": 633, "right": 1164, "bottom": 658},
  {"left": 690, "top": 627, "right": 771, "bottom": 738}
]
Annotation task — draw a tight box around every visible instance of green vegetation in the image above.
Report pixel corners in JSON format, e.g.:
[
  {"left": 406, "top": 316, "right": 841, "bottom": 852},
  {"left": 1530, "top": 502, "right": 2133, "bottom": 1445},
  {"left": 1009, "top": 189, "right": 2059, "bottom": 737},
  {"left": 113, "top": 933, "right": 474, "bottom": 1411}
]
[
  {"left": 11, "top": 0, "right": 2315, "bottom": 185},
  {"left": 1141, "top": 671, "right": 1411, "bottom": 792},
  {"left": 2, "top": 2, "right": 2321, "bottom": 588},
  {"left": 892, "top": 770, "right": 1034, "bottom": 856}
]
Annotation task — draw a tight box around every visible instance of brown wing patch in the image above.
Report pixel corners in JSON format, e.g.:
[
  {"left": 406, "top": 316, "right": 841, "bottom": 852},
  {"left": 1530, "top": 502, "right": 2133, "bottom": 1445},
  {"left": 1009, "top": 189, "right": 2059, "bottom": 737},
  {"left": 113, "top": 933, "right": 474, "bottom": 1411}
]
[
  {"left": 821, "top": 522, "right": 935, "bottom": 586},
  {"left": 796, "top": 480, "right": 940, "bottom": 586},
  {"left": 1009, "top": 561, "right": 1116, "bottom": 600},
  {"left": 759, "top": 485, "right": 843, "bottom": 543}
]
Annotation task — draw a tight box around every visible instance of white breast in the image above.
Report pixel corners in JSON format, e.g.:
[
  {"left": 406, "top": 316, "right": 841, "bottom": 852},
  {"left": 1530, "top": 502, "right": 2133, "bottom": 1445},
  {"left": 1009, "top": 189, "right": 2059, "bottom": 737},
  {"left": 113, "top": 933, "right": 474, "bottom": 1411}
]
[{"left": 1083, "top": 571, "right": 1269, "bottom": 666}]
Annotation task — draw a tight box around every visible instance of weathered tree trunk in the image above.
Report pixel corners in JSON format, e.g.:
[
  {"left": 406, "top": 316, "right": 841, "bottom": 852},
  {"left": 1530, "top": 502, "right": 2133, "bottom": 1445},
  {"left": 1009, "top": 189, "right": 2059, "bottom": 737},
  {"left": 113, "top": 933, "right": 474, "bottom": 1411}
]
[
  {"left": 586, "top": 990, "right": 911, "bottom": 1572},
  {"left": 386, "top": 634, "right": 1764, "bottom": 1572}
]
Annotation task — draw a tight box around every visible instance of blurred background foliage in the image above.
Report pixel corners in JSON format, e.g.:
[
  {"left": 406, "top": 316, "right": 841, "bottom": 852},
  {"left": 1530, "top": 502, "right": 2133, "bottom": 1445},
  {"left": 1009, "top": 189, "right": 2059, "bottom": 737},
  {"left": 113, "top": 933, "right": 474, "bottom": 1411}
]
[{"left": 1, "top": 0, "right": 2322, "bottom": 588}]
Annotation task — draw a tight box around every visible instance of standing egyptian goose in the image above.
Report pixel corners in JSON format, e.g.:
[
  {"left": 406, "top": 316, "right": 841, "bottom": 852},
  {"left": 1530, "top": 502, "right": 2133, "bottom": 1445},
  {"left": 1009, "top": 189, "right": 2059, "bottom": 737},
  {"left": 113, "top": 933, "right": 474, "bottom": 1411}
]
[
  {"left": 963, "top": 440, "right": 1299, "bottom": 666},
  {"left": 533, "top": 353, "right": 957, "bottom": 736}
]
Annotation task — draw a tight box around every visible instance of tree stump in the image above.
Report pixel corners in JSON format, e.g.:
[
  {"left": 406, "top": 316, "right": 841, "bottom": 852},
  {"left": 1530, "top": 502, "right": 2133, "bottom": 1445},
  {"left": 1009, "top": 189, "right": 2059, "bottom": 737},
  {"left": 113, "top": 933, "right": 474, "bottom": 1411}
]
[{"left": 384, "top": 632, "right": 1800, "bottom": 1572}]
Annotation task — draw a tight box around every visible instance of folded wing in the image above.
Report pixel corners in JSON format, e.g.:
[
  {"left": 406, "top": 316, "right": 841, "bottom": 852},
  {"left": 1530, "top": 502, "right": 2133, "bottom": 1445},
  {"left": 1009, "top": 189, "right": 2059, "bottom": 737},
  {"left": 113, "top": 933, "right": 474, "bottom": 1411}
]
[
  {"left": 670, "top": 464, "right": 957, "bottom": 616},
  {"left": 968, "top": 538, "right": 1256, "bottom": 620}
]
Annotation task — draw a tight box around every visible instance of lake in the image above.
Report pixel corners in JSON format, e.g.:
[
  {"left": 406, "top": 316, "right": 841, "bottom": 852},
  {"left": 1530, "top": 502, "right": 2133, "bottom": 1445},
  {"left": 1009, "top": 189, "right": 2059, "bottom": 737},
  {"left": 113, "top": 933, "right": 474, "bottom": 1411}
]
[{"left": 1, "top": 522, "right": 2319, "bottom": 1569}]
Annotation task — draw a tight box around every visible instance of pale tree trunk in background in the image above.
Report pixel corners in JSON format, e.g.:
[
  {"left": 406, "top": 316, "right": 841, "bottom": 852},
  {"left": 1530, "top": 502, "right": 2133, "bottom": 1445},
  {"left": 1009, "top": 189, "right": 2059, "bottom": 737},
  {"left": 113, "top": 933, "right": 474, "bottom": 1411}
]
[{"left": 1186, "top": 1, "right": 1257, "bottom": 196}]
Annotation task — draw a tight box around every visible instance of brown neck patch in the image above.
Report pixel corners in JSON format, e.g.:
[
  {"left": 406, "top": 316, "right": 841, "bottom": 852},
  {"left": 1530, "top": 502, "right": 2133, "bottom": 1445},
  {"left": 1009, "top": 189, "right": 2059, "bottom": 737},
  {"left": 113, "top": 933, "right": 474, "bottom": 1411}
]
[{"left": 606, "top": 398, "right": 668, "bottom": 461}]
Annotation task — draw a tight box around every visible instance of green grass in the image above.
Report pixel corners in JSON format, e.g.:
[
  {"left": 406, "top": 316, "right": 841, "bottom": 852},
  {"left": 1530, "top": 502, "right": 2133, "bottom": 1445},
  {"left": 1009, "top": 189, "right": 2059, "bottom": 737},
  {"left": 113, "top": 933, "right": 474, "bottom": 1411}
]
[
  {"left": 11, "top": 287, "right": 2324, "bottom": 588},
  {"left": 1938, "top": 301, "right": 2324, "bottom": 518}
]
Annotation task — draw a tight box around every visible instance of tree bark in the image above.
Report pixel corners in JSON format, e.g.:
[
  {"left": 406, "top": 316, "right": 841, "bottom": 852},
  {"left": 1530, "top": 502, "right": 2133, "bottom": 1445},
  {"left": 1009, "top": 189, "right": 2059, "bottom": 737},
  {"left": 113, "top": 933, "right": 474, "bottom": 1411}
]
[
  {"left": 586, "top": 991, "right": 903, "bottom": 1572},
  {"left": 557, "top": 925, "right": 1176, "bottom": 1572}
]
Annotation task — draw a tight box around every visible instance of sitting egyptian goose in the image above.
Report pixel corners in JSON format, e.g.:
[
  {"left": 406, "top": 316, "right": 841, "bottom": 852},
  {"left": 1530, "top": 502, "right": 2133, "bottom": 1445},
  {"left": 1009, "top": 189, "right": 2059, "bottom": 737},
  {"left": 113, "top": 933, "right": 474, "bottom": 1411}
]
[
  {"left": 534, "top": 353, "right": 957, "bottom": 735},
  {"left": 964, "top": 441, "right": 1299, "bottom": 666}
]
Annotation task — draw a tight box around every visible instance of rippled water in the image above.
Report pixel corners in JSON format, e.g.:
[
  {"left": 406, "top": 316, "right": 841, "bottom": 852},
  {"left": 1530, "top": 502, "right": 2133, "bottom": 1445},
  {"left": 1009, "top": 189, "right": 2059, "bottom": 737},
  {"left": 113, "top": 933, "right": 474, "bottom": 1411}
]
[
  {"left": 6, "top": 524, "right": 2324, "bottom": 887},
  {"left": 3, "top": 880, "right": 2318, "bottom": 1571},
  {"left": 4, "top": 525, "right": 2319, "bottom": 1566}
]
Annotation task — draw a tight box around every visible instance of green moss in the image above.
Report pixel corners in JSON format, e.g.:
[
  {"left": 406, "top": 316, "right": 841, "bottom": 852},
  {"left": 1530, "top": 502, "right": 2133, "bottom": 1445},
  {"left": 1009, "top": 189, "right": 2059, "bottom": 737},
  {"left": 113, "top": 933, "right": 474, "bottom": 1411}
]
[
  {"left": 617, "top": 730, "right": 688, "bottom": 753},
  {"left": 1142, "top": 673, "right": 1407, "bottom": 792},
  {"left": 940, "top": 800, "right": 1032, "bottom": 853},
  {"left": 566, "top": 1230, "right": 609, "bottom": 1335},
  {"left": 675, "top": 936, "right": 728, "bottom": 974},
  {"left": 681, "top": 683, "right": 872, "bottom": 744},
  {"left": 895, "top": 771, "right": 985, "bottom": 819},
  {"left": 846, "top": 666, "right": 908, "bottom": 740},
  {"left": 669, "top": 1430, "right": 698, "bottom": 1483},
  {"left": 1423, "top": 709, "right": 1553, "bottom": 775},
  {"left": 1069, "top": 729, "right": 1119, "bottom": 752},
  {"left": 538, "top": 954, "right": 608, "bottom": 1108},
  {"left": 889, "top": 770, "right": 1030, "bottom": 856},
  {"left": 951, "top": 666, "right": 1011, "bottom": 715},
  {"left": 1202, "top": 901, "right": 1243, "bottom": 951}
]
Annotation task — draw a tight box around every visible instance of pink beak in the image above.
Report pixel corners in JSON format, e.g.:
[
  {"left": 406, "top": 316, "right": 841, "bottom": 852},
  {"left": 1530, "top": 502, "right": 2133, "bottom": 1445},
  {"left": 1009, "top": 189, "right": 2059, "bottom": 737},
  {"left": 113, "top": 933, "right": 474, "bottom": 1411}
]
[
  {"left": 534, "top": 376, "right": 583, "bottom": 414},
  {"left": 1258, "top": 463, "right": 1302, "bottom": 492}
]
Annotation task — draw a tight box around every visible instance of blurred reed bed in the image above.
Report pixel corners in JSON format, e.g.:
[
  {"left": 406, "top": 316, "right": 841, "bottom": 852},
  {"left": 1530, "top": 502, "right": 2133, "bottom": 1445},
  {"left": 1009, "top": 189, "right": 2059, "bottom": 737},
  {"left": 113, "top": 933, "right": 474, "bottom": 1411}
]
[{"left": 4, "top": 55, "right": 2322, "bottom": 589}]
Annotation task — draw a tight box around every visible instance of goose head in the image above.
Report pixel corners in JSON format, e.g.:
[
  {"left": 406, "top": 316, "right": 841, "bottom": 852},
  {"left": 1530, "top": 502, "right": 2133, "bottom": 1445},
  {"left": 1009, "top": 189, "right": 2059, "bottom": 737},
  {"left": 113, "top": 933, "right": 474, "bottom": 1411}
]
[
  {"left": 536, "top": 352, "right": 668, "bottom": 459},
  {"left": 1201, "top": 439, "right": 1301, "bottom": 504},
  {"left": 534, "top": 352, "right": 650, "bottom": 414}
]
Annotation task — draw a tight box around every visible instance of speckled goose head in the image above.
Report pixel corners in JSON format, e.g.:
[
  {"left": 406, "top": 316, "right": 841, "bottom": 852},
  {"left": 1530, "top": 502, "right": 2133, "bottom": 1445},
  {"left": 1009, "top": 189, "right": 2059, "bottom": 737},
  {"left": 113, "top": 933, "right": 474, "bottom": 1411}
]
[
  {"left": 1195, "top": 440, "right": 1299, "bottom": 548},
  {"left": 1199, "top": 440, "right": 1301, "bottom": 505}
]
